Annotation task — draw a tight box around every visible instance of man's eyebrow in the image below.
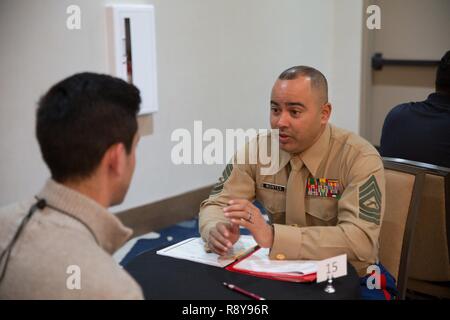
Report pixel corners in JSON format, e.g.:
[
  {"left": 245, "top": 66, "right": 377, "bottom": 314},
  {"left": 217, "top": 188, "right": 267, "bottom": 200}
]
[
  {"left": 270, "top": 101, "right": 307, "bottom": 108},
  {"left": 287, "top": 102, "right": 306, "bottom": 108}
]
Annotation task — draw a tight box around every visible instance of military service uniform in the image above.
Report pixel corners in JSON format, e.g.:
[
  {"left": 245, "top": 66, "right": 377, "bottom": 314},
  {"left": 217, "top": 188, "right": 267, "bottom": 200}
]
[{"left": 199, "top": 124, "right": 385, "bottom": 276}]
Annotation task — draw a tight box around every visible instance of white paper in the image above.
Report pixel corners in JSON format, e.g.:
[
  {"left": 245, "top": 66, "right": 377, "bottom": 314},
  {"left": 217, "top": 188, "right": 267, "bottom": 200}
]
[
  {"left": 316, "top": 254, "right": 347, "bottom": 283},
  {"left": 232, "top": 248, "right": 318, "bottom": 275},
  {"left": 156, "top": 235, "right": 257, "bottom": 268}
]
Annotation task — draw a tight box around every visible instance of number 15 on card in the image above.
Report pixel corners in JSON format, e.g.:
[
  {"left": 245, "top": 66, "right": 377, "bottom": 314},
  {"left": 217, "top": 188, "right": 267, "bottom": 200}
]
[{"left": 316, "top": 254, "right": 347, "bottom": 283}]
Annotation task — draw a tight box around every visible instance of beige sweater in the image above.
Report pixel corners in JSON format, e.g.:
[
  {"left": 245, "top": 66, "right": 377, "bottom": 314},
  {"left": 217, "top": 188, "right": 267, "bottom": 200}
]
[{"left": 0, "top": 179, "right": 143, "bottom": 299}]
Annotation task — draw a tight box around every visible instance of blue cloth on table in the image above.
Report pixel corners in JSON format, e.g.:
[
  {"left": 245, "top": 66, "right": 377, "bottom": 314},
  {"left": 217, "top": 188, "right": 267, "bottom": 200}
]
[
  {"left": 120, "top": 218, "right": 251, "bottom": 266},
  {"left": 121, "top": 200, "right": 266, "bottom": 266},
  {"left": 360, "top": 263, "right": 398, "bottom": 300}
]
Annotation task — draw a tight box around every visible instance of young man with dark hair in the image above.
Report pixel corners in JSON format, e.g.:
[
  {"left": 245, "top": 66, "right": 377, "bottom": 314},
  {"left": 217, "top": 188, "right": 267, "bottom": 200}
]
[
  {"left": 0, "top": 72, "right": 143, "bottom": 299},
  {"left": 380, "top": 51, "right": 450, "bottom": 168}
]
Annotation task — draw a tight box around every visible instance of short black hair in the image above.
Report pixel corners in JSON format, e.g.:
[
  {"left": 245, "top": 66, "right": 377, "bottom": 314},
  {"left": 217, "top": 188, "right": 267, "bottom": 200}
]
[
  {"left": 278, "top": 65, "right": 328, "bottom": 104},
  {"left": 36, "top": 72, "right": 141, "bottom": 182},
  {"left": 436, "top": 50, "right": 450, "bottom": 94}
]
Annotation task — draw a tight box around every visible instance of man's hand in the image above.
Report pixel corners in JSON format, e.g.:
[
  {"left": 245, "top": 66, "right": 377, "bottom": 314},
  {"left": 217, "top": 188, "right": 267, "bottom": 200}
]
[
  {"left": 223, "top": 199, "right": 274, "bottom": 248},
  {"left": 207, "top": 222, "right": 240, "bottom": 255}
]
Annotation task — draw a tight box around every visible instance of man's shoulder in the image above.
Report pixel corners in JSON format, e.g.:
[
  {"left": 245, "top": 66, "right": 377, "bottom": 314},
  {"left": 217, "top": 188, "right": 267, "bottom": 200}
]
[
  {"left": 329, "top": 124, "right": 379, "bottom": 158},
  {"left": 0, "top": 199, "right": 35, "bottom": 219},
  {"left": 48, "top": 220, "right": 143, "bottom": 298},
  {"left": 3, "top": 221, "right": 142, "bottom": 299},
  {"left": 328, "top": 125, "right": 384, "bottom": 185},
  {"left": 69, "top": 246, "right": 143, "bottom": 299},
  {"left": 0, "top": 199, "right": 35, "bottom": 243},
  {"left": 0, "top": 193, "right": 142, "bottom": 299},
  {"left": 385, "top": 102, "right": 415, "bottom": 122}
]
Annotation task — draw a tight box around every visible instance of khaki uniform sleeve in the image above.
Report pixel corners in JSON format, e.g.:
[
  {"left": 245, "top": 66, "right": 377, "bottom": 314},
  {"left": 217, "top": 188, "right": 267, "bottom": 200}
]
[
  {"left": 270, "top": 154, "right": 385, "bottom": 270},
  {"left": 198, "top": 160, "right": 256, "bottom": 243}
]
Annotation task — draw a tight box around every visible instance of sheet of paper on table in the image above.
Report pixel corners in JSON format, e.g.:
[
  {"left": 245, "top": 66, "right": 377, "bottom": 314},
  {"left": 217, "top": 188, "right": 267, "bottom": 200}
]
[{"left": 156, "top": 235, "right": 258, "bottom": 268}]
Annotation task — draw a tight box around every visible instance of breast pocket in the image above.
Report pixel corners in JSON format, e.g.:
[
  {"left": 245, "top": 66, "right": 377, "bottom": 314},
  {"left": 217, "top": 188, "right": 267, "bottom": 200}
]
[
  {"left": 255, "top": 184, "right": 286, "bottom": 224},
  {"left": 305, "top": 197, "right": 338, "bottom": 226}
]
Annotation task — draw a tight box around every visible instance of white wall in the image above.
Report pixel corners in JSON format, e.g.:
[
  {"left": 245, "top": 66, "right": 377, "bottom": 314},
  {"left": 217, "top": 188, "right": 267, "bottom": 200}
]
[
  {"left": 329, "top": 0, "right": 364, "bottom": 134},
  {"left": 0, "top": 0, "right": 364, "bottom": 211}
]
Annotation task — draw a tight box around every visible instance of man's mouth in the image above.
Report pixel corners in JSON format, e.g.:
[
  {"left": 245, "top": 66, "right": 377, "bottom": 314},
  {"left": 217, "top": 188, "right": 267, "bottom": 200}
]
[{"left": 279, "top": 133, "right": 291, "bottom": 143}]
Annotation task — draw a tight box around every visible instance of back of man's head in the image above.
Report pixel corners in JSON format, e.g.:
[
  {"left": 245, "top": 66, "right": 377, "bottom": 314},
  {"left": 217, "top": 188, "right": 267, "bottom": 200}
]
[
  {"left": 36, "top": 72, "right": 141, "bottom": 183},
  {"left": 436, "top": 50, "right": 450, "bottom": 94}
]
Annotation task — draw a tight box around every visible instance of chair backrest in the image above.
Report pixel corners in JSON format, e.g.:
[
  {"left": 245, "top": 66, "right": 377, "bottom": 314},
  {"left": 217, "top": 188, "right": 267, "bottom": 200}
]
[
  {"left": 383, "top": 158, "right": 450, "bottom": 282},
  {"left": 380, "top": 158, "right": 425, "bottom": 299}
]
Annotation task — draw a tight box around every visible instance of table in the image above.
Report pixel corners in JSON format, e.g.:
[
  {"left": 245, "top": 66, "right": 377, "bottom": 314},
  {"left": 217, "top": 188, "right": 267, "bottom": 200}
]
[{"left": 124, "top": 248, "right": 361, "bottom": 300}]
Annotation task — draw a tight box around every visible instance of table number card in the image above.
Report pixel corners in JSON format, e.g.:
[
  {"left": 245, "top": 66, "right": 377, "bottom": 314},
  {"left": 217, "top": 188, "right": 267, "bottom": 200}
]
[{"left": 316, "top": 254, "right": 347, "bottom": 283}]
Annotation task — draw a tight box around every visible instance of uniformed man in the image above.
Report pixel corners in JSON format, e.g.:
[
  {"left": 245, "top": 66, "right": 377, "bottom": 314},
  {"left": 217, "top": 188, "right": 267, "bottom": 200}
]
[{"left": 199, "top": 66, "right": 386, "bottom": 280}]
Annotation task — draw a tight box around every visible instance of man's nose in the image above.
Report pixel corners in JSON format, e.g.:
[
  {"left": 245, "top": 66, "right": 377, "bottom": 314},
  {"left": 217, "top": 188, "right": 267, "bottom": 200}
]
[{"left": 276, "top": 111, "right": 290, "bottom": 129}]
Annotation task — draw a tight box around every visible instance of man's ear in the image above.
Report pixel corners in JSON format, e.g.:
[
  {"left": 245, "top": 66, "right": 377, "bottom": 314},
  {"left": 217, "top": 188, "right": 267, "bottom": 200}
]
[
  {"left": 104, "top": 143, "right": 126, "bottom": 177},
  {"left": 321, "top": 103, "right": 332, "bottom": 123}
]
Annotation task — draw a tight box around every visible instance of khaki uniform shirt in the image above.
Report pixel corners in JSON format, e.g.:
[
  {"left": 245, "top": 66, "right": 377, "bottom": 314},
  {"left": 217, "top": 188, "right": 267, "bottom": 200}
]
[
  {"left": 0, "top": 179, "right": 143, "bottom": 299},
  {"left": 199, "top": 124, "right": 385, "bottom": 275}
]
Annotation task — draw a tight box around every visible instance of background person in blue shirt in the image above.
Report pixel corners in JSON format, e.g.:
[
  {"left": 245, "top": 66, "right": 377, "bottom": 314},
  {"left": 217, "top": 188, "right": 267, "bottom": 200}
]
[{"left": 380, "top": 50, "right": 450, "bottom": 168}]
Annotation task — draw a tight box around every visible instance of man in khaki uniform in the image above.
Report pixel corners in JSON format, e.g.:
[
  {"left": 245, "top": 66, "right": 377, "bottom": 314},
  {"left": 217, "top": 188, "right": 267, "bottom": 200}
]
[
  {"left": 0, "top": 73, "right": 143, "bottom": 299},
  {"left": 199, "top": 66, "right": 385, "bottom": 276}
]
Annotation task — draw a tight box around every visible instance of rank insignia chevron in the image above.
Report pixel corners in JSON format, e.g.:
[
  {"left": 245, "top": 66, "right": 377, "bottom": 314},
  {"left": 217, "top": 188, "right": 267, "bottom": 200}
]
[
  {"left": 359, "top": 175, "right": 382, "bottom": 225},
  {"left": 210, "top": 163, "right": 233, "bottom": 196}
]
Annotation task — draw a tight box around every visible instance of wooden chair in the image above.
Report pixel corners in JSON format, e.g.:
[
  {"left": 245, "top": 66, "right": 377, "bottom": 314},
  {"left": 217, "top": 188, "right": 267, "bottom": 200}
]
[
  {"left": 383, "top": 158, "right": 450, "bottom": 299},
  {"left": 380, "top": 158, "right": 425, "bottom": 299}
]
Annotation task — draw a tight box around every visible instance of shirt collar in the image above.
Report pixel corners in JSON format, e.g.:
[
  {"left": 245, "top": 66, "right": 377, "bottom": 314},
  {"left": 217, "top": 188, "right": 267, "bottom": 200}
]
[
  {"left": 298, "top": 124, "right": 331, "bottom": 176},
  {"left": 37, "top": 179, "right": 133, "bottom": 254},
  {"left": 426, "top": 92, "right": 450, "bottom": 108}
]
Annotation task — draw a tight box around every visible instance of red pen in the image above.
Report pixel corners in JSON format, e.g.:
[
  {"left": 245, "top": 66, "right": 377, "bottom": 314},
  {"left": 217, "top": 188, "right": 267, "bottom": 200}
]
[{"left": 223, "top": 282, "right": 266, "bottom": 300}]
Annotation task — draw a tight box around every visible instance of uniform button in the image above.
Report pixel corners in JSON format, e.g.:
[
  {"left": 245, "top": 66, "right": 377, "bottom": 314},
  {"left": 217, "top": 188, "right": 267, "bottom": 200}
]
[{"left": 276, "top": 254, "right": 286, "bottom": 260}]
